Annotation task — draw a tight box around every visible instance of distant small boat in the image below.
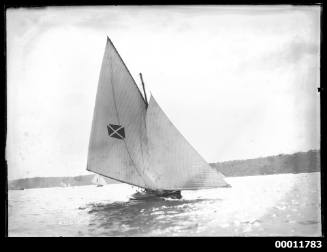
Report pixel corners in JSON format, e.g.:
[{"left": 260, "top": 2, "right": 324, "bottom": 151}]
[
  {"left": 60, "top": 182, "right": 70, "bottom": 187},
  {"left": 92, "top": 174, "right": 107, "bottom": 187},
  {"left": 87, "top": 36, "right": 231, "bottom": 198}
]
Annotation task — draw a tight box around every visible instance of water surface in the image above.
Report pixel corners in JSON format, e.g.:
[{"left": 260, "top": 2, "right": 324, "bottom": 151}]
[{"left": 8, "top": 172, "right": 321, "bottom": 236}]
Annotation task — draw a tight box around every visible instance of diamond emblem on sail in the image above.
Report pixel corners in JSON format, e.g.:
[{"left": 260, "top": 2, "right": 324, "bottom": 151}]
[{"left": 107, "top": 124, "right": 125, "bottom": 139}]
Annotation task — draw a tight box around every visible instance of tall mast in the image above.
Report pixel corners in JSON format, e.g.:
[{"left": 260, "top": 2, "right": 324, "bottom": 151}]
[{"left": 139, "top": 73, "right": 148, "bottom": 108}]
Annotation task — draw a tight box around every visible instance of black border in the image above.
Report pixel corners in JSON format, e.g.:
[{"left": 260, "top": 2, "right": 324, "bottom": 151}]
[
  {"left": 319, "top": 0, "right": 326, "bottom": 240},
  {"left": 2, "top": 1, "right": 325, "bottom": 247}
]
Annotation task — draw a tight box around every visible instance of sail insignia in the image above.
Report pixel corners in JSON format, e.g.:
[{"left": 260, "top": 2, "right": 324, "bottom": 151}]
[{"left": 107, "top": 124, "right": 125, "bottom": 139}]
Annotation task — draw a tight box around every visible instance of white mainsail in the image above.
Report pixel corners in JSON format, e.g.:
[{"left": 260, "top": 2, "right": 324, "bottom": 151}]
[
  {"left": 87, "top": 37, "right": 230, "bottom": 190},
  {"left": 87, "top": 37, "right": 150, "bottom": 189}
]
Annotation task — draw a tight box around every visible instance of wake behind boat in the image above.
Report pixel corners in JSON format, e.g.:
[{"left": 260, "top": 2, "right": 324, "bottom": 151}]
[{"left": 87, "top": 36, "right": 231, "bottom": 198}]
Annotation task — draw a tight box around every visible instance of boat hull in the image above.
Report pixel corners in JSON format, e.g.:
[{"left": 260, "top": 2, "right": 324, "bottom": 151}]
[{"left": 131, "top": 189, "right": 182, "bottom": 200}]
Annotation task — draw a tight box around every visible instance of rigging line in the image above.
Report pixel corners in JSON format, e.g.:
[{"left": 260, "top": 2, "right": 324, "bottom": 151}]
[{"left": 109, "top": 52, "right": 153, "bottom": 189}]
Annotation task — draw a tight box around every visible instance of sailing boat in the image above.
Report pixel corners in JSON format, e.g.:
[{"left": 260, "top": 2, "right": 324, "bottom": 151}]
[
  {"left": 92, "top": 174, "right": 107, "bottom": 187},
  {"left": 87, "top": 36, "right": 230, "bottom": 199}
]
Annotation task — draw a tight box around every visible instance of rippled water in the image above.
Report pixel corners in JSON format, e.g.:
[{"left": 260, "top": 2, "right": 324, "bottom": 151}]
[{"left": 8, "top": 172, "right": 321, "bottom": 236}]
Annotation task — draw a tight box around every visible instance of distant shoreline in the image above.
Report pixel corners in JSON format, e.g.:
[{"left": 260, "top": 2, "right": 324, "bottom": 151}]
[{"left": 8, "top": 150, "right": 320, "bottom": 190}]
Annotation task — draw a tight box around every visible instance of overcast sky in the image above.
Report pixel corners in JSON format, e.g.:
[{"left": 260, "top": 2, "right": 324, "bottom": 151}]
[{"left": 6, "top": 5, "right": 320, "bottom": 180}]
